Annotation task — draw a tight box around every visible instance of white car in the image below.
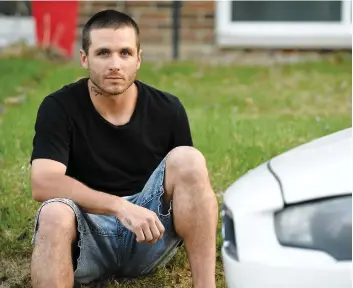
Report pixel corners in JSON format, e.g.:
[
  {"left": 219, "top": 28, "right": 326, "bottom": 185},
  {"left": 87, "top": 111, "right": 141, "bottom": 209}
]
[{"left": 221, "top": 128, "right": 352, "bottom": 288}]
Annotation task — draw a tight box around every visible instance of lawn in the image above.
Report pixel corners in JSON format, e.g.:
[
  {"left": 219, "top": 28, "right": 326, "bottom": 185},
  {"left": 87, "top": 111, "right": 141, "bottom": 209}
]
[{"left": 0, "top": 54, "right": 351, "bottom": 288}]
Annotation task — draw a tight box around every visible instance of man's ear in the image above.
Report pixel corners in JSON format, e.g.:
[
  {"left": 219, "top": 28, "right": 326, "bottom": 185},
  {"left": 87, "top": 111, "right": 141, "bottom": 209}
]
[
  {"left": 137, "top": 48, "right": 142, "bottom": 70},
  {"left": 80, "top": 49, "right": 88, "bottom": 70}
]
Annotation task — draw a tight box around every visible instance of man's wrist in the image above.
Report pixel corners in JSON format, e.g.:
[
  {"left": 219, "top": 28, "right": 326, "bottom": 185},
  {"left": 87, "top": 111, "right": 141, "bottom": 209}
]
[{"left": 112, "top": 195, "right": 127, "bottom": 219}]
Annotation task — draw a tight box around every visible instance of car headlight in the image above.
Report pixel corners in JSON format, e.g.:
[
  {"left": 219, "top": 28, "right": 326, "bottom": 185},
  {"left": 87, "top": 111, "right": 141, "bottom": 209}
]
[
  {"left": 222, "top": 204, "right": 238, "bottom": 260},
  {"left": 275, "top": 195, "right": 352, "bottom": 261}
]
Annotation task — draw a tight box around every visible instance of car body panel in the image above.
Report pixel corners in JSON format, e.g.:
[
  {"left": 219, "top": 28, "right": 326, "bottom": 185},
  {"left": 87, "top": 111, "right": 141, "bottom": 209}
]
[
  {"left": 223, "top": 162, "right": 336, "bottom": 264},
  {"left": 270, "top": 128, "right": 352, "bottom": 204},
  {"left": 223, "top": 162, "right": 284, "bottom": 216},
  {"left": 221, "top": 128, "right": 352, "bottom": 288},
  {"left": 223, "top": 246, "right": 352, "bottom": 288}
]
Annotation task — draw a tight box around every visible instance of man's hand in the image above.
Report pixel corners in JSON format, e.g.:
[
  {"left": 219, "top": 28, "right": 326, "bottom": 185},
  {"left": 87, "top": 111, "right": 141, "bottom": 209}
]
[{"left": 116, "top": 199, "right": 165, "bottom": 244}]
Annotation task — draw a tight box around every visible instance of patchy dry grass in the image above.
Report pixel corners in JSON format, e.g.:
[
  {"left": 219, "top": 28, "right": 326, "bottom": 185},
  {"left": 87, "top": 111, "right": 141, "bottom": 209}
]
[{"left": 0, "top": 53, "right": 351, "bottom": 287}]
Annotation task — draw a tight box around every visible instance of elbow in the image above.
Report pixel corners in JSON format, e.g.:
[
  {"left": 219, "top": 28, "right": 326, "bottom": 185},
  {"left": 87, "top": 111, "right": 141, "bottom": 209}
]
[
  {"left": 31, "top": 177, "right": 48, "bottom": 202},
  {"left": 32, "top": 190, "right": 44, "bottom": 202},
  {"left": 30, "top": 159, "right": 66, "bottom": 202},
  {"left": 31, "top": 184, "right": 45, "bottom": 202}
]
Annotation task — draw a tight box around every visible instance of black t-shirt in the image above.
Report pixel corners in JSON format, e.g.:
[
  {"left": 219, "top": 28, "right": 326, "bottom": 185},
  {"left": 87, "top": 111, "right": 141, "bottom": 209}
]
[{"left": 30, "top": 78, "right": 193, "bottom": 197}]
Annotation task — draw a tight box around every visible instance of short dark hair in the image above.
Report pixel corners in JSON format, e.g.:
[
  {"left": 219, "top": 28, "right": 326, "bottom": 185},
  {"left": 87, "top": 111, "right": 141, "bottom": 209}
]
[{"left": 82, "top": 9, "right": 140, "bottom": 54}]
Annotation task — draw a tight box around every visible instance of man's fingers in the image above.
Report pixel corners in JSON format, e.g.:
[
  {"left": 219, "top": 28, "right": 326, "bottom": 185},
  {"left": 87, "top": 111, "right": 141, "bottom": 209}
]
[
  {"left": 155, "top": 218, "right": 165, "bottom": 234},
  {"left": 155, "top": 218, "right": 165, "bottom": 240},
  {"left": 131, "top": 208, "right": 166, "bottom": 243},
  {"left": 135, "top": 229, "right": 145, "bottom": 243},
  {"left": 142, "top": 224, "right": 154, "bottom": 242},
  {"left": 150, "top": 221, "right": 161, "bottom": 241},
  {"left": 149, "top": 239, "right": 158, "bottom": 245}
]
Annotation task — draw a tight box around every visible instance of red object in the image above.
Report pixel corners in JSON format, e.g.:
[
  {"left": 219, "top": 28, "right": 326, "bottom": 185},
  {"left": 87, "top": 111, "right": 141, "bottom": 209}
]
[{"left": 31, "top": 0, "right": 79, "bottom": 58}]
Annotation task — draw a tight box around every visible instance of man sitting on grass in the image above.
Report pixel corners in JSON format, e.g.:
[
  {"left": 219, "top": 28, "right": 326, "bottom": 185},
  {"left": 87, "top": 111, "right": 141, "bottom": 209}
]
[{"left": 29, "top": 9, "right": 218, "bottom": 288}]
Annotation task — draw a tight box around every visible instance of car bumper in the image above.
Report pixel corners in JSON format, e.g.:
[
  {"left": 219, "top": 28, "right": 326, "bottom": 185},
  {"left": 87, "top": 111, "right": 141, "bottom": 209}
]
[{"left": 222, "top": 246, "right": 352, "bottom": 288}]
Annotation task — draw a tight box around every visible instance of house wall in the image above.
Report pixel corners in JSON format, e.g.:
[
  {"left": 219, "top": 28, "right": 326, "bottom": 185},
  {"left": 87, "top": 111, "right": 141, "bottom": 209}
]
[{"left": 77, "top": 1, "right": 216, "bottom": 59}]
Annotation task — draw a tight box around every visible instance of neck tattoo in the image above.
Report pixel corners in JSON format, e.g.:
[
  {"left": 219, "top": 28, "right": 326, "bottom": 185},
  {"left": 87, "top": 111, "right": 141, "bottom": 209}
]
[{"left": 91, "top": 86, "right": 102, "bottom": 97}]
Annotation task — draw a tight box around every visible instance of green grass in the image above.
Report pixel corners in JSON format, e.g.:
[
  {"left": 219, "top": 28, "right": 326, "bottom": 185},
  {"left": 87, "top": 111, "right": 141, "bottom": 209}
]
[{"left": 0, "top": 54, "right": 351, "bottom": 287}]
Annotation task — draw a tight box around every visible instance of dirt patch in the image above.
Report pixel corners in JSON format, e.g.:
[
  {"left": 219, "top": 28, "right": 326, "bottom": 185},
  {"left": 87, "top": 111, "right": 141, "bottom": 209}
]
[
  {"left": 0, "top": 255, "right": 31, "bottom": 288},
  {"left": 0, "top": 253, "right": 192, "bottom": 288},
  {"left": 0, "top": 248, "right": 224, "bottom": 288}
]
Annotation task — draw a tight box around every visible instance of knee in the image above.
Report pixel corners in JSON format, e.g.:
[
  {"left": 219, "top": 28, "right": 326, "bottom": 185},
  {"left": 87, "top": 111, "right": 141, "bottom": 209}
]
[
  {"left": 37, "top": 202, "right": 77, "bottom": 240},
  {"left": 167, "top": 146, "right": 208, "bottom": 184}
]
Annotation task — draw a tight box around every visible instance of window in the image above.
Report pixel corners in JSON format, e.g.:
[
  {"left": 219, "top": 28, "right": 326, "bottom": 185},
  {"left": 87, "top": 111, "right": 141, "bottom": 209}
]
[
  {"left": 0, "top": 1, "right": 35, "bottom": 47},
  {"left": 216, "top": 0, "right": 352, "bottom": 48}
]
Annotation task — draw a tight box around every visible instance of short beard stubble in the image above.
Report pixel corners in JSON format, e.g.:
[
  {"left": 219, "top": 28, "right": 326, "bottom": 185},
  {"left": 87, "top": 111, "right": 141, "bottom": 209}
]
[{"left": 88, "top": 66, "right": 136, "bottom": 97}]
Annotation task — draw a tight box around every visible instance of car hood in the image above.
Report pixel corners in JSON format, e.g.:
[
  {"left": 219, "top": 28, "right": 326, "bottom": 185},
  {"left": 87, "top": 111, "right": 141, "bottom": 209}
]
[{"left": 269, "top": 128, "right": 352, "bottom": 204}]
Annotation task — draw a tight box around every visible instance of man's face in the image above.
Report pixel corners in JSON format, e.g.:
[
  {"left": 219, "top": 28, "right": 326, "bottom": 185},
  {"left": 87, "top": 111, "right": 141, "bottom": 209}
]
[{"left": 80, "top": 26, "right": 141, "bottom": 96}]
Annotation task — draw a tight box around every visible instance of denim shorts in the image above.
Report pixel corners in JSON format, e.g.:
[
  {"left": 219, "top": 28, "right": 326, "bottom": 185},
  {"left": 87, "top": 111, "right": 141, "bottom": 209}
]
[{"left": 31, "top": 158, "right": 182, "bottom": 284}]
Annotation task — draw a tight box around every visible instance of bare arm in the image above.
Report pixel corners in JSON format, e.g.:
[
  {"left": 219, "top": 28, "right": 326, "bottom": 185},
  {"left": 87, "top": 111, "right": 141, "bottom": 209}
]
[
  {"left": 31, "top": 158, "right": 165, "bottom": 243},
  {"left": 31, "top": 158, "right": 124, "bottom": 216}
]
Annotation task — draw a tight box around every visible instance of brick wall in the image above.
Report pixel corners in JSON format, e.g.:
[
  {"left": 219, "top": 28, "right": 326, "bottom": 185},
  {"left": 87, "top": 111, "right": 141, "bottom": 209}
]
[{"left": 77, "top": 1, "right": 216, "bottom": 59}]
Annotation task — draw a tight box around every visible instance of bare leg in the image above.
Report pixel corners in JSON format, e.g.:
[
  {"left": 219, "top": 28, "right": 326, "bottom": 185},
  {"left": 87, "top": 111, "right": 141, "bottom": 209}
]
[
  {"left": 31, "top": 202, "right": 77, "bottom": 288},
  {"left": 165, "top": 147, "right": 219, "bottom": 288}
]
